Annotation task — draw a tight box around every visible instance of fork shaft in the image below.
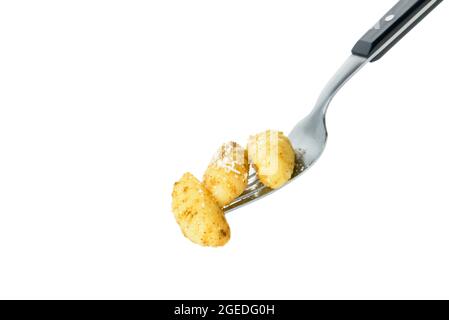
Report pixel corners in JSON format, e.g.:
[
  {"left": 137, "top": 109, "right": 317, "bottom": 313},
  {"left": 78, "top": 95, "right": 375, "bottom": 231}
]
[{"left": 309, "top": 55, "right": 367, "bottom": 119}]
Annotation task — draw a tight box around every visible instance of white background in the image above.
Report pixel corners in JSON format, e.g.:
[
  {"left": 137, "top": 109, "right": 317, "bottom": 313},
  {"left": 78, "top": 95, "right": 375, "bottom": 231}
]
[{"left": 0, "top": 0, "right": 448, "bottom": 299}]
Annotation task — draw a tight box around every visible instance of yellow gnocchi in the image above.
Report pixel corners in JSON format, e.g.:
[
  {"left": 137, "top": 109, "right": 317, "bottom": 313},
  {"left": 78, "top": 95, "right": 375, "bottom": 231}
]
[
  {"left": 171, "top": 130, "right": 296, "bottom": 246},
  {"left": 248, "top": 130, "right": 295, "bottom": 189},
  {"left": 172, "top": 173, "right": 230, "bottom": 247},
  {"left": 203, "top": 142, "right": 249, "bottom": 207}
]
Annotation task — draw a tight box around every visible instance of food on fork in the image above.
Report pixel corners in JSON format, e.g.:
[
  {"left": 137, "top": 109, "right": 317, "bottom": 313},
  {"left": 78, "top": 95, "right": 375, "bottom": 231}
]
[
  {"left": 171, "top": 130, "right": 296, "bottom": 246},
  {"left": 203, "top": 142, "right": 249, "bottom": 207},
  {"left": 172, "top": 173, "right": 230, "bottom": 247},
  {"left": 248, "top": 130, "right": 295, "bottom": 189}
]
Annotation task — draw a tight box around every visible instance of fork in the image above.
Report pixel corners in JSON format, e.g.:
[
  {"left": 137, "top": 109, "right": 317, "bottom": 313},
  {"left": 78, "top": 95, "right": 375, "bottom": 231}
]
[{"left": 224, "top": 0, "right": 443, "bottom": 212}]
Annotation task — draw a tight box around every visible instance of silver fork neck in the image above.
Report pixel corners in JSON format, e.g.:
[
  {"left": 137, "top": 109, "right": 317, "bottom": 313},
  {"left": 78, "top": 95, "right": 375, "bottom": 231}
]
[{"left": 309, "top": 55, "right": 368, "bottom": 118}]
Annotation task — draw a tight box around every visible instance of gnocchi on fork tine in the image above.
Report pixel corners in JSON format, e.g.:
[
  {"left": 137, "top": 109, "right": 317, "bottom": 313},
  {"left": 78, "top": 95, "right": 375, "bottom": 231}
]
[{"left": 224, "top": 0, "right": 443, "bottom": 212}]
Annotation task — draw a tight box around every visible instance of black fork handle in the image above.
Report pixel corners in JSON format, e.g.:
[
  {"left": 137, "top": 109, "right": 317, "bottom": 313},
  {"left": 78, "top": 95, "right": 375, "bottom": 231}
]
[{"left": 352, "top": 0, "right": 444, "bottom": 62}]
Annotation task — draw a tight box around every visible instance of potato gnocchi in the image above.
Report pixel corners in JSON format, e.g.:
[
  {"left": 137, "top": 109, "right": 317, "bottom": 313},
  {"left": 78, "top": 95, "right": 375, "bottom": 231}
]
[
  {"left": 172, "top": 173, "right": 230, "bottom": 247},
  {"left": 171, "top": 130, "right": 296, "bottom": 246},
  {"left": 247, "top": 130, "right": 295, "bottom": 189},
  {"left": 203, "top": 142, "right": 249, "bottom": 207}
]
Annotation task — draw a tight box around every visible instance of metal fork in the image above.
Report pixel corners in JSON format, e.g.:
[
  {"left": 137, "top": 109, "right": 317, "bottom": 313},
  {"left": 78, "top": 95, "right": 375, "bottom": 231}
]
[{"left": 224, "top": 0, "right": 443, "bottom": 213}]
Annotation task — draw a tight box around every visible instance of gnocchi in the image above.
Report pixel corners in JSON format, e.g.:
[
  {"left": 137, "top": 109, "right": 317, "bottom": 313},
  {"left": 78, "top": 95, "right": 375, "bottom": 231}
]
[
  {"left": 172, "top": 173, "right": 230, "bottom": 247},
  {"left": 203, "top": 142, "right": 249, "bottom": 207},
  {"left": 171, "top": 130, "right": 296, "bottom": 246},
  {"left": 248, "top": 130, "right": 295, "bottom": 189}
]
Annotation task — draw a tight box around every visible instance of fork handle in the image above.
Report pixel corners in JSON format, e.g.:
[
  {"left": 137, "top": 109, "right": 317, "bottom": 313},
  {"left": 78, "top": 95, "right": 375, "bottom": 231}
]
[{"left": 352, "top": 0, "right": 443, "bottom": 62}]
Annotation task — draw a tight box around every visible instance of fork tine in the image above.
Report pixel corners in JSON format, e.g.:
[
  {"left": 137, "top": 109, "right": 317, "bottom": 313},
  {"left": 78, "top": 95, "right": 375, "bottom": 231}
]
[
  {"left": 240, "top": 182, "right": 266, "bottom": 197},
  {"left": 224, "top": 184, "right": 268, "bottom": 211},
  {"left": 247, "top": 172, "right": 257, "bottom": 182},
  {"left": 246, "top": 175, "right": 260, "bottom": 188}
]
